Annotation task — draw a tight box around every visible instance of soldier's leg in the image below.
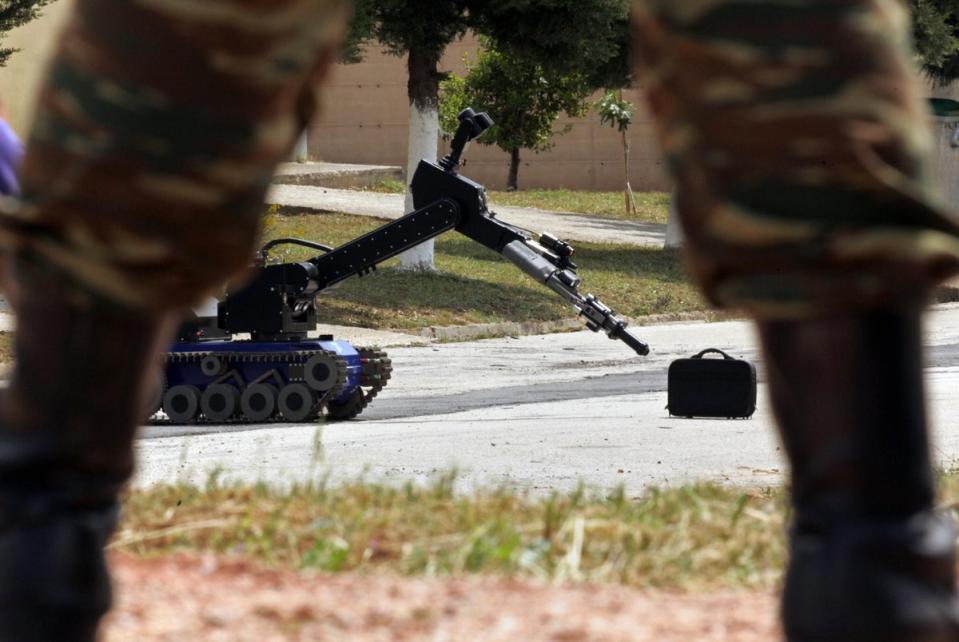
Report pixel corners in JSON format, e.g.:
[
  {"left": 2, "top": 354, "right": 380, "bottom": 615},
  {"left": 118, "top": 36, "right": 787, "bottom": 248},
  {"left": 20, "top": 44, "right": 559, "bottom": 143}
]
[
  {"left": 0, "top": 0, "right": 350, "bottom": 639},
  {"left": 631, "top": 1, "right": 959, "bottom": 640},
  {"left": 759, "top": 306, "right": 958, "bottom": 641},
  {"left": 0, "top": 256, "right": 174, "bottom": 641}
]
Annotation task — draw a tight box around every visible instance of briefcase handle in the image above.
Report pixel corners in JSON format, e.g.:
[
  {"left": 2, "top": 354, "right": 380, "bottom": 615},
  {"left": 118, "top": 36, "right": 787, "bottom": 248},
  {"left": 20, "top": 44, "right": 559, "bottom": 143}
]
[{"left": 692, "top": 348, "right": 733, "bottom": 360}]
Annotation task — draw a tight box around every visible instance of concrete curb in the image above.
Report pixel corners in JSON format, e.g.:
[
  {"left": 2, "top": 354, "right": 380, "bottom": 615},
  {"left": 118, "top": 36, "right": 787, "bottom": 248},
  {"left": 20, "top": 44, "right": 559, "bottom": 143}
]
[
  {"left": 405, "top": 292, "right": 959, "bottom": 344},
  {"left": 273, "top": 163, "right": 403, "bottom": 190},
  {"left": 416, "top": 319, "right": 583, "bottom": 342},
  {"left": 410, "top": 310, "right": 727, "bottom": 343}
]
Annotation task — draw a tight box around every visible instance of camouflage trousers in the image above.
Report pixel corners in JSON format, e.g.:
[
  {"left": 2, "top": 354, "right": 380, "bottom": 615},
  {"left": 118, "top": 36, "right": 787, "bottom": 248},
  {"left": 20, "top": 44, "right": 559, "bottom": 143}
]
[
  {"left": 3, "top": 0, "right": 958, "bottom": 319},
  {"left": 0, "top": 7, "right": 350, "bottom": 631},
  {"left": 3, "top": 0, "right": 351, "bottom": 311},
  {"left": 631, "top": 0, "right": 959, "bottom": 318}
]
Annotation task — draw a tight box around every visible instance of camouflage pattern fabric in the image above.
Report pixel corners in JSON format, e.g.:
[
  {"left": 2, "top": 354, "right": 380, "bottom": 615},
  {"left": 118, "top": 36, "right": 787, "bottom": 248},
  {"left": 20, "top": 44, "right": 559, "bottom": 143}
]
[
  {"left": 631, "top": 0, "right": 959, "bottom": 318},
  {"left": 1, "top": 0, "right": 351, "bottom": 310}
]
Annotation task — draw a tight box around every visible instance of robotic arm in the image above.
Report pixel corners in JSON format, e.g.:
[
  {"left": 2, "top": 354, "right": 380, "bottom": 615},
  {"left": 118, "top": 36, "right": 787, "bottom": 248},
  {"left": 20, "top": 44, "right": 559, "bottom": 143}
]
[
  {"left": 230, "top": 109, "right": 650, "bottom": 356},
  {"left": 409, "top": 108, "right": 650, "bottom": 356},
  {"left": 501, "top": 239, "right": 650, "bottom": 356}
]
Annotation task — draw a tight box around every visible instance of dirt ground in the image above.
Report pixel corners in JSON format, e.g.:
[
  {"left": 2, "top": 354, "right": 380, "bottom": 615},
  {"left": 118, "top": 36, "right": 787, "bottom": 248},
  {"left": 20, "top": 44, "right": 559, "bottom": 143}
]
[{"left": 103, "top": 553, "right": 779, "bottom": 642}]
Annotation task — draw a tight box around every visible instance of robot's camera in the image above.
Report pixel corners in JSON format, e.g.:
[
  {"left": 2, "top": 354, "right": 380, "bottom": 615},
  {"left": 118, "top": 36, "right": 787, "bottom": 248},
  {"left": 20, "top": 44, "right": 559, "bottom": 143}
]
[
  {"left": 457, "top": 108, "right": 494, "bottom": 142},
  {"left": 440, "top": 107, "right": 495, "bottom": 172},
  {"left": 473, "top": 112, "right": 493, "bottom": 136}
]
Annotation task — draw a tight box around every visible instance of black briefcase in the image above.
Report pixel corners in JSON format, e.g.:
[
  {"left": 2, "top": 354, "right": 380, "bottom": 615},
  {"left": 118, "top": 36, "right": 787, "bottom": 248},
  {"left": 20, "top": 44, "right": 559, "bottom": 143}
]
[{"left": 667, "top": 348, "right": 756, "bottom": 419}]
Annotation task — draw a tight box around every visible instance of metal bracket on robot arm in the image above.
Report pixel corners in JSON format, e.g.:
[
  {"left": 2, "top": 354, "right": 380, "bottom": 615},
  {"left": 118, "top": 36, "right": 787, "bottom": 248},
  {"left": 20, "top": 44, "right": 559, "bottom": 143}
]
[{"left": 500, "top": 240, "right": 650, "bottom": 356}]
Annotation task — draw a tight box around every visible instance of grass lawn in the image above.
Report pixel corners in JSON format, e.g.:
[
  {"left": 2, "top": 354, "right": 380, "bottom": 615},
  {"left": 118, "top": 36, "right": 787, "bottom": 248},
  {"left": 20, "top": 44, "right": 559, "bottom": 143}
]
[
  {"left": 365, "top": 179, "right": 671, "bottom": 225},
  {"left": 111, "top": 469, "right": 959, "bottom": 591},
  {"left": 488, "top": 190, "right": 671, "bottom": 224},
  {"left": 0, "top": 332, "right": 13, "bottom": 363},
  {"left": 116, "top": 473, "right": 786, "bottom": 591},
  {"left": 0, "top": 209, "right": 698, "bottom": 364},
  {"left": 263, "top": 212, "right": 703, "bottom": 330}
]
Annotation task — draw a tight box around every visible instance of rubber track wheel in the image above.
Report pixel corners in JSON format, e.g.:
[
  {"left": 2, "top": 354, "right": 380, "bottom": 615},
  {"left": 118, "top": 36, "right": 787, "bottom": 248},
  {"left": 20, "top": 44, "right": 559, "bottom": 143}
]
[
  {"left": 201, "top": 384, "right": 240, "bottom": 422},
  {"left": 200, "top": 355, "right": 225, "bottom": 377},
  {"left": 163, "top": 384, "right": 201, "bottom": 424},
  {"left": 278, "top": 383, "right": 316, "bottom": 422},
  {"left": 241, "top": 383, "right": 278, "bottom": 423},
  {"left": 327, "top": 388, "right": 365, "bottom": 421},
  {"left": 304, "top": 353, "right": 339, "bottom": 392}
]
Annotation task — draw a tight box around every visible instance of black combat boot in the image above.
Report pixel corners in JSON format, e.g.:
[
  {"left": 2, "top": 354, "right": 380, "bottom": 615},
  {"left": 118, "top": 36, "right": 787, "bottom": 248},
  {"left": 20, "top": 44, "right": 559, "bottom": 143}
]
[
  {"left": 0, "top": 254, "right": 173, "bottom": 642},
  {"left": 758, "top": 306, "right": 959, "bottom": 642}
]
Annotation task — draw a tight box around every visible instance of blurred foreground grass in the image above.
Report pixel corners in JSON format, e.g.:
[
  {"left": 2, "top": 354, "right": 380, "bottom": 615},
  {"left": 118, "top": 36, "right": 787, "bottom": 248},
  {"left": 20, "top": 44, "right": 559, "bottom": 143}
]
[
  {"left": 115, "top": 470, "right": 959, "bottom": 590},
  {"left": 117, "top": 472, "right": 786, "bottom": 591}
]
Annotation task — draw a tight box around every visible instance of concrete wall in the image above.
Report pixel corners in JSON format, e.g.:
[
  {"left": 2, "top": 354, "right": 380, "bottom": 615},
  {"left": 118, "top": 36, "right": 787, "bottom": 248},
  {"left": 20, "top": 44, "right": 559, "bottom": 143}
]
[
  {"left": 0, "top": 14, "right": 673, "bottom": 193},
  {"left": 0, "top": 0, "right": 74, "bottom": 135},
  {"left": 309, "top": 43, "right": 959, "bottom": 194},
  {"left": 309, "top": 36, "right": 673, "bottom": 192},
  {"left": 7, "top": 12, "right": 959, "bottom": 200}
]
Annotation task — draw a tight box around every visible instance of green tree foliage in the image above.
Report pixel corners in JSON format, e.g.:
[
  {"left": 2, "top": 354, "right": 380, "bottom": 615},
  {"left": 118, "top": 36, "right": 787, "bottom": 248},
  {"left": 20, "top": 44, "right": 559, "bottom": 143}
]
[
  {"left": 438, "top": 1, "right": 630, "bottom": 191},
  {"left": 348, "top": 0, "right": 470, "bottom": 109},
  {"left": 0, "top": 0, "right": 51, "bottom": 67},
  {"left": 440, "top": 42, "right": 592, "bottom": 190},
  {"left": 346, "top": 0, "right": 631, "bottom": 112},
  {"left": 597, "top": 91, "right": 638, "bottom": 214},
  {"left": 466, "top": 0, "right": 631, "bottom": 87},
  {"left": 596, "top": 91, "right": 633, "bottom": 133},
  {"left": 345, "top": 0, "right": 631, "bottom": 193},
  {"left": 911, "top": 0, "right": 959, "bottom": 84},
  {"left": 339, "top": 2, "right": 375, "bottom": 65}
]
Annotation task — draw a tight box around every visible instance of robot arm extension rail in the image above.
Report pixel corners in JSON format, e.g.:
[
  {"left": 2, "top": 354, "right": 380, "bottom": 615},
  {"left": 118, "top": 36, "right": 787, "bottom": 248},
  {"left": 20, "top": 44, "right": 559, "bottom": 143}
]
[{"left": 303, "top": 198, "right": 461, "bottom": 291}]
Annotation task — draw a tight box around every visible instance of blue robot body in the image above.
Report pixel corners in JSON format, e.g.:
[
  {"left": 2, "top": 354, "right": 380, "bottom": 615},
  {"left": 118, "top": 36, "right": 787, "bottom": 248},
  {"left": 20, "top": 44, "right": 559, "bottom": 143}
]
[
  {"left": 166, "top": 339, "right": 362, "bottom": 404},
  {"left": 155, "top": 334, "right": 390, "bottom": 424}
]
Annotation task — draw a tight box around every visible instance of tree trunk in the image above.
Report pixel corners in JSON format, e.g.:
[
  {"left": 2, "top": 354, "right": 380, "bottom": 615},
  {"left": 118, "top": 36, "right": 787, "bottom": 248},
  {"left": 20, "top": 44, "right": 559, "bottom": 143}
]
[
  {"left": 399, "top": 48, "right": 441, "bottom": 271},
  {"left": 619, "top": 90, "right": 636, "bottom": 215},
  {"left": 665, "top": 190, "right": 685, "bottom": 249},
  {"left": 507, "top": 148, "right": 520, "bottom": 191},
  {"left": 293, "top": 130, "right": 308, "bottom": 163},
  {"left": 622, "top": 129, "right": 635, "bottom": 214}
]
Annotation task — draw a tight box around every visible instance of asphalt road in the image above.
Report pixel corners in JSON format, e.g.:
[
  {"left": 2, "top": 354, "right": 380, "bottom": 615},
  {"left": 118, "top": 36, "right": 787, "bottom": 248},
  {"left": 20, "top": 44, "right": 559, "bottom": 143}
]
[{"left": 134, "top": 304, "right": 959, "bottom": 493}]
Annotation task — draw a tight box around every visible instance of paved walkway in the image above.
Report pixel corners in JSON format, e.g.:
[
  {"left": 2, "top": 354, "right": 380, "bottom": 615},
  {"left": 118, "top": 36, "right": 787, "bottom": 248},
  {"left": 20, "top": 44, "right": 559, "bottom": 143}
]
[
  {"left": 273, "top": 162, "right": 402, "bottom": 188},
  {"left": 267, "top": 184, "right": 667, "bottom": 247},
  {"left": 133, "top": 303, "right": 959, "bottom": 493}
]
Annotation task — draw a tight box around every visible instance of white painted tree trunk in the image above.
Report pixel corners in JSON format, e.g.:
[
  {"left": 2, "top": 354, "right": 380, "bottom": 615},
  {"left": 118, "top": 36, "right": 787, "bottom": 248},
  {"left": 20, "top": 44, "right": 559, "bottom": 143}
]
[
  {"left": 664, "top": 190, "right": 685, "bottom": 249},
  {"left": 398, "top": 102, "right": 438, "bottom": 271},
  {"left": 293, "top": 130, "right": 308, "bottom": 163}
]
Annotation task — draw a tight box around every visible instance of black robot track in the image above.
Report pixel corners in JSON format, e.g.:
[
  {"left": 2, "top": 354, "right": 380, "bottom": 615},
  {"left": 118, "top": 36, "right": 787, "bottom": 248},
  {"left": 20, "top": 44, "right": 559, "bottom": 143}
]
[{"left": 148, "top": 346, "right": 391, "bottom": 424}]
